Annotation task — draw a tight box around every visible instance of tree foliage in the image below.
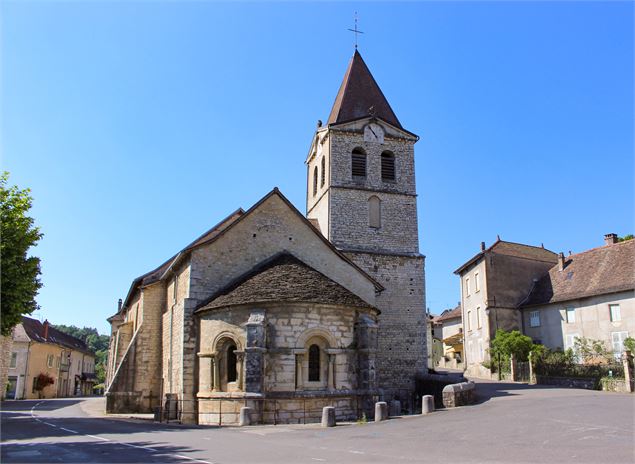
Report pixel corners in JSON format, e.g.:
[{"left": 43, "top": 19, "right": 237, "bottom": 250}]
[
  {"left": 573, "top": 336, "right": 613, "bottom": 364},
  {"left": 617, "top": 234, "right": 634, "bottom": 242},
  {"left": 1, "top": 172, "right": 43, "bottom": 335},
  {"left": 53, "top": 324, "right": 110, "bottom": 383},
  {"left": 490, "top": 329, "right": 534, "bottom": 362},
  {"left": 623, "top": 337, "right": 635, "bottom": 354}
]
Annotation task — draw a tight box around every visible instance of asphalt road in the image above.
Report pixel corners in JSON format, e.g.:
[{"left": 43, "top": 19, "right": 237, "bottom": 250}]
[{"left": 1, "top": 380, "right": 634, "bottom": 463}]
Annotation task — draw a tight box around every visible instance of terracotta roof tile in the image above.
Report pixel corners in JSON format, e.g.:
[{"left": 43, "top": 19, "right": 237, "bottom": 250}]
[
  {"left": 434, "top": 304, "right": 462, "bottom": 322},
  {"left": 327, "top": 50, "right": 402, "bottom": 129},
  {"left": 20, "top": 317, "right": 94, "bottom": 355},
  {"left": 522, "top": 239, "right": 635, "bottom": 306}
]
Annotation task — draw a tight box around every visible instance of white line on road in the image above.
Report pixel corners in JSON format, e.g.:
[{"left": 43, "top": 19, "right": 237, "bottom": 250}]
[{"left": 30, "top": 400, "right": 213, "bottom": 464}]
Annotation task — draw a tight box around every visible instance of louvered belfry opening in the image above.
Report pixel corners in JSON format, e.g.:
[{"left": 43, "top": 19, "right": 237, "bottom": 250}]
[
  {"left": 381, "top": 151, "right": 395, "bottom": 181},
  {"left": 351, "top": 148, "right": 367, "bottom": 178}
]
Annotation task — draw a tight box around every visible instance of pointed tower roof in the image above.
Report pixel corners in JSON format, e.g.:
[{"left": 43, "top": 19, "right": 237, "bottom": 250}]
[{"left": 327, "top": 50, "right": 402, "bottom": 129}]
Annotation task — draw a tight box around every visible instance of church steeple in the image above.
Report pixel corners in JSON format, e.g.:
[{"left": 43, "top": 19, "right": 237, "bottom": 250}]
[{"left": 327, "top": 50, "right": 402, "bottom": 129}]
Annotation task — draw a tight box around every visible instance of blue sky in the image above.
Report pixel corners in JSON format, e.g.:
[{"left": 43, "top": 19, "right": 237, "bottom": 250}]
[{"left": 2, "top": 1, "right": 633, "bottom": 334}]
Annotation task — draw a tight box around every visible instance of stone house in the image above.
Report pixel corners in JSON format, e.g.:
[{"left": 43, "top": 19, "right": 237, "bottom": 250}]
[
  {"left": 433, "top": 304, "right": 463, "bottom": 369},
  {"left": 6, "top": 317, "right": 96, "bottom": 399},
  {"left": 454, "top": 239, "right": 558, "bottom": 378},
  {"left": 521, "top": 235, "right": 634, "bottom": 358},
  {"left": 106, "top": 50, "right": 428, "bottom": 424}
]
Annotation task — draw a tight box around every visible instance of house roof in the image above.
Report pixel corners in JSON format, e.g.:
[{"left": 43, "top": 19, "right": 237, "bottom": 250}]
[
  {"left": 327, "top": 50, "right": 402, "bottom": 129},
  {"left": 20, "top": 317, "right": 94, "bottom": 355},
  {"left": 454, "top": 239, "right": 558, "bottom": 275},
  {"left": 112, "top": 189, "right": 383, "bottom": 320},
  {"left": 522, "top": 239, "right": 635, "bottom": 307},
  {"left": 196, "top": 253, "right": 378, "bottom": 313},
  {"left": 434, "top": 304, "right": 462, "bottom": 323}
]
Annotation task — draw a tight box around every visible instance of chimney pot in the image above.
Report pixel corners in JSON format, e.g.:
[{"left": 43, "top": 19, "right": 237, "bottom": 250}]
[
  {"left": 480, "top": 241, "right": 486, "bottom": 251},
  {"left": 604, "top": 233, "right": 618, "bottom": 246},
  {"left": 117, "top": 298, "right": 123, "bottom": 312},
  {"left": 558, "top": 252, "right": 565, "bottom": 271}
]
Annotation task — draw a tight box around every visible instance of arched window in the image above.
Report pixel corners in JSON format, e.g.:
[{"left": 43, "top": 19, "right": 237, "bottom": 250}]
[
  {"left": 320, "top": 157, "right": 326, "bottom": 187},
  {"left": 313, "top": 166, "right": 318, "bottom": 196},
  {"left": 351, "top": 148, "right": 366, "bottom": 178},
  {"left": 369, "top": 196, "right": 381, "bottom": 229},
  {"left": 381, "top": 151, "right": 395, "bottom": 181},
  {"left": 227, "top": 344, "right": 237, "bottom": 383},
  {"left": 308, "top": 344, "right": 320, "bottom": 382}
]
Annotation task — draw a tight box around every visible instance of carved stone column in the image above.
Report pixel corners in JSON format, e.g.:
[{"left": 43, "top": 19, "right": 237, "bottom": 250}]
[
  {"left": 295, "top": 353, "right": 304, "bottom": 390},
  {"left": 328, "top": 354, "right": 336, "bottom": 390},
  {"left": 212, "top": 354, "right": 220, "bottom": 391},
  {"left": 245, "top": 310, "right": 266, "bottom": 393},
  {"left": 236, "top": 351, "right": 245, "bottom": 391}
]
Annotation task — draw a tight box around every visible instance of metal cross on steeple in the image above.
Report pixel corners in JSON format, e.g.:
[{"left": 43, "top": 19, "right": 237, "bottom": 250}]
[{"left": 347, "top": 12, "right": 364, "bottom": 50}]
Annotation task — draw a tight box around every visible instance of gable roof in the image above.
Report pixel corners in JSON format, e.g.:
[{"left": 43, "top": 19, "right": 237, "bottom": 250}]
[
  {"left": 522, "top": 239, "right": 635, "bottom": 307},
  {"left": 113, "top": 189, "right": 383, "bottom": 319},
  {"left": 454, "top": 239, "right": 558, "bottom": 275},
  {"left": 20, "top": 317, "right": 94, "bottom": 355},
  {"left": 196, "top": 253, "right": 378, "bottom": 313},
  {"left": 327, "top": 50, "right": 402, "bottom": 129},
  {"left": 434, "top": 304, "right": 462, "bottom": 323}
]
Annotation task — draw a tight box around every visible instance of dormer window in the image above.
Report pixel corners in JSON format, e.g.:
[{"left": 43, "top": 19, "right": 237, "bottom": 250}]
[{"left": 351, "top": 148, "right": 367, "bottom": 178}]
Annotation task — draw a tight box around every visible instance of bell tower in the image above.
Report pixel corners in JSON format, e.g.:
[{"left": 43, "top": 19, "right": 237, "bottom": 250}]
[{"left": 306, "top": 51, "right": 427, "bottom": 400}]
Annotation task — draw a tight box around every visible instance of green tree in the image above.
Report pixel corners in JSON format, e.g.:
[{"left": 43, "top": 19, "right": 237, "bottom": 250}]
[
  {"left": 623, "top": 337, "right": 635, "bottom": 354},
  {"left": 617, "top": 234, "right": 634, "bottom": 242},
  {"left": 53, "top": 324, "right": 110, "bottom": 383},
  {"left": 490, "top": 329, "right": 535, "bottom": 362},
  {"left": 0, "top": 172, "right": 43, "bottom": 335}
]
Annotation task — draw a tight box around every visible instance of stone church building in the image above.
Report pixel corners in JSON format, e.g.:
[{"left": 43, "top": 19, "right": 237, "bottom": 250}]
[{"left": 106, "top": 50, "right": 427, "bottom": 424}]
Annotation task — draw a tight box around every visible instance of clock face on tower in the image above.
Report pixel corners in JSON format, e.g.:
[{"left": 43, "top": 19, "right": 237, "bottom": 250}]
[{"left": 363, "top": 123, "right": 385, "bottom": 144}]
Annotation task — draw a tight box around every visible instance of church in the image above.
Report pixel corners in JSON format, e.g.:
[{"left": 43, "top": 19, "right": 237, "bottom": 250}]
[{"left": 105, "top": 50, "right": 427, "bottom": 424}]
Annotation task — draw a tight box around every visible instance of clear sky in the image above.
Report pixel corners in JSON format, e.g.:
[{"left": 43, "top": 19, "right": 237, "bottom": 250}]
[{"left": 2, "top": 1, "right": 633, "bottom": 334}]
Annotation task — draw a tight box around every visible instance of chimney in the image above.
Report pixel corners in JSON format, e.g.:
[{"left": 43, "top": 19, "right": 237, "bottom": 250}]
[
  {"left": 604, "top": 233, "right": 618, "bottom": 246},
  {"left": 558, "top": 252, "right": 565, "bottom": 271},
  {"left": 43, "top": 320, "right": 49, "bottom": 340},
  {"left": 117, "top": 298, "right": 123, "bottom": 312},
  {"left": 480, "top": 241, "right": 486, "bottom": 251}
]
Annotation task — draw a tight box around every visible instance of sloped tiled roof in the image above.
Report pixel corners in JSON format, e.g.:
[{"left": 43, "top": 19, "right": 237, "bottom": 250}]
[
  {"left": 522, "top": 239, "right": 635, "bottom": 307},
  {"left": 20, "top": 317, "right": 94, "bottom": 355},
  {"left": 435, "top": 304, "right": 462, "bottom": 322},
  {"left": 196, "top": 253, "right": 377, "bottom": 312},
  {"left": 327, "top": 50, "right": 402, "bottom": 129},
  {"left": 455, "top": 239, "right": 557, "bottom": 274}
]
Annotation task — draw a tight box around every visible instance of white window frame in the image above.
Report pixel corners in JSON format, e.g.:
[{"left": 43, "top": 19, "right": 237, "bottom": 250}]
[
  {"left": 476, "top": 306, "right": 482, "bottom": 329},
  {"left": 47, "top": 354, "right": 54, "bottom": 368},
  {"left": 611, "top": 331, "right": 629, "bottom": 357},
  {"left": 10, "top": 352, "right": 17, "bottom": 368},
  {"left": 529, "top": 310, "right": 540, "bottom": 328},
  {"left": 609, "top": 304, "right": 621, "bottom": 322},
  {"left": 467, "top": 310, "right": 472, "bottom": 331},
  {"left": 565, "top": 307, "right": 576, "bottom": 324},
  {"left": 465, "top": 278, "right": 470, "bottom": 297},
  {"left": 475, "top": 272, "right": 480, "bottom": 293}
]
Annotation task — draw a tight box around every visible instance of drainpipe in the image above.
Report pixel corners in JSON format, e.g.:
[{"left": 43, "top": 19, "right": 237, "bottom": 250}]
[{"left": 22, "top": 341, "right": 32, "bottom": 399}]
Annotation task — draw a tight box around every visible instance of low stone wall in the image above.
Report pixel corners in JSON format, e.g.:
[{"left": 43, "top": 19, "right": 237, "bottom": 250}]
[
  {"left": 600, "top": 378, "right": 633, "bottom": 393},
  {"left": 535, "top": 375, "right": 596, "bottom": 390},
  {"left": 198, "top": 395, "right": 360, "bottom": 425},
  {"left": 106, "top": 391, "right": 143, "bottom": 413},
  {"left": 442, "top": 382, "right": 475, "bottom": 408}
]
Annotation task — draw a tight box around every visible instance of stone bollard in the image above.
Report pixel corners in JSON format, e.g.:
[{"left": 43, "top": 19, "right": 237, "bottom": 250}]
[
  {"left": 422, "top": 395, "right": 435, "bottom": 415},
  {"left": 239, "top": 407, "right": 252, "bottom": 426},
  {"left": 390, "top": 400, "right": 401, "bottom": 417},
  {"left": 321, "top": 406, "right": 336, "bottom": 427},
  {"left": 375, "top": 401, "right": 388, "bottom": 422}
]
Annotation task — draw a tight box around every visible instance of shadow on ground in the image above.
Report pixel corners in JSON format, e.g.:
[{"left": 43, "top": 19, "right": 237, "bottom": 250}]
[{"left": 473, "top": 381, "right": 560, "bottom": 404}]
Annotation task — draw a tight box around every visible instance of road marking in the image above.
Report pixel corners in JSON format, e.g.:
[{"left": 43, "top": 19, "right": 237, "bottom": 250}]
[
  {"left": 59, "top": 427, "right": 78, "bottom": 434},
  {"left": 30, "top": 400, "right": 213, "bottom": 464}
]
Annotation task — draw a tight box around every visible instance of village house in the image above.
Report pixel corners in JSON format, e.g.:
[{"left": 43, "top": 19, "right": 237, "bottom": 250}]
[
  {"left": 455, "top": 239, "right": 559, "bottom": 378},
  {"left": 521, "top": 234, "right": 634, "bottom": 357},
  {"left": 6, "top": 317, "right": 96, "bottom": 400},
  {"left": 106, "top": 50, "right": 428, "bottom": 424},
  {"left": 433, "top": 304, "right": 463, "bottom": 370}
]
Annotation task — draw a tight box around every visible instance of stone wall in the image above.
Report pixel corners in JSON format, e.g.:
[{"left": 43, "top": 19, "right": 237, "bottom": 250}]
[
  {"left": 0, "top": 334, "right": 14, "bottom": 400},
  {"left": 535, "top": 375, "right": 596, "bottom": 390},
  {"left": 442, "top": 381, "right": 475, "bottom": 408},
  {"left": 346, "top": 252, "right": 427, "bottom": 396}
]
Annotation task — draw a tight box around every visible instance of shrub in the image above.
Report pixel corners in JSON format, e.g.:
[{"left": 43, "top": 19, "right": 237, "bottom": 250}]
[{"left": 623, "top": 337, "right": 635, "bottom": 354}]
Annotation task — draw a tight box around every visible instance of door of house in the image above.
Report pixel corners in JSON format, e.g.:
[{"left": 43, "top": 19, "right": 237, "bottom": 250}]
[{"left": 6, "top": 376, "right": 17, "bottom": 399}]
